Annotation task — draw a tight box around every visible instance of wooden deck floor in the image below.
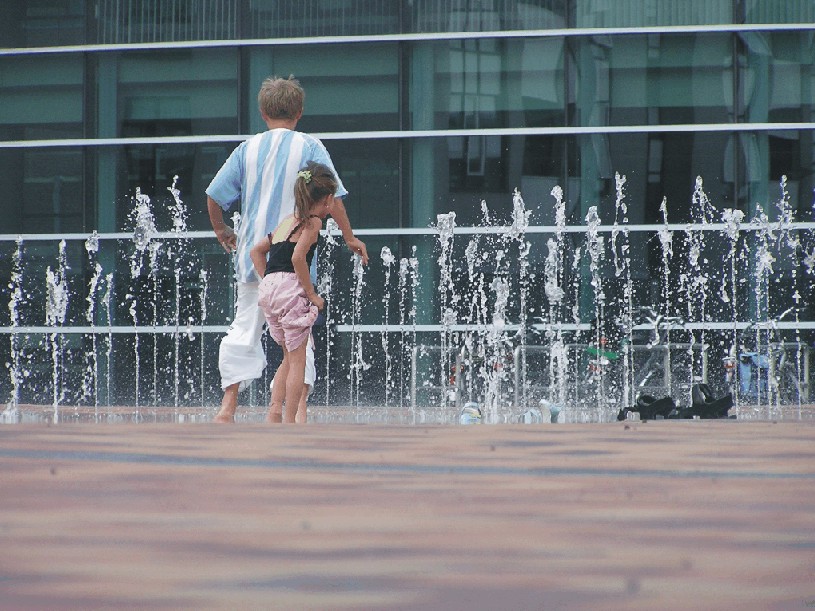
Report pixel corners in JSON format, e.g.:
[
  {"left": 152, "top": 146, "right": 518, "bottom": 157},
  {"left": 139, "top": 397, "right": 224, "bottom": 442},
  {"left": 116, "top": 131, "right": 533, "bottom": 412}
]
[{"left": 1, "top": 420, "right": 813, "bottom": 610}]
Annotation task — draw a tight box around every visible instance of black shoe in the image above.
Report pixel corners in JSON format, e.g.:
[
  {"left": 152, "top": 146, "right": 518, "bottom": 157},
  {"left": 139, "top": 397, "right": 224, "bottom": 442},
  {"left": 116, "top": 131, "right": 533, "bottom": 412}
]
[
  {"left": 690, "top": 383, "right": 733, "bottom": 419},
  {"left": 623, "top": 394, "right": 676, "bottom": 420}
]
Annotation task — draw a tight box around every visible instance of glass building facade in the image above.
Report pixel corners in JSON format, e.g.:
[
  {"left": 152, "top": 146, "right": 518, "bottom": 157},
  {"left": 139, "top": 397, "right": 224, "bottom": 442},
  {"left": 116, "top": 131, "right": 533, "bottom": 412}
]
[{"left": 1, "top": 0, "right": 814, "bottom": 410}]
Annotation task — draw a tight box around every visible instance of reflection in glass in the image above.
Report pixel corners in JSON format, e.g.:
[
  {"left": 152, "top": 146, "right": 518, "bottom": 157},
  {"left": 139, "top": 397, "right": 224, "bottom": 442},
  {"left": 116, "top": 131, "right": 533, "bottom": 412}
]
[
  {"left": 0, "top": 54, "right": 84, "bottom": 141},
  {"left": 740, "top": 32, "right": 815, "bottom": 218},
  {"left": 412, "top": 38, "right": 566, "bottom": 132},
  {"left": 0, "top": 0, "right": 87, "bottom": 47},
  {"left": 114, "top": 49, "right": 238, "bottom": 138},
  {"left": 744, "top": 1, "right": 815, "bottom": 24},
  {"left": 0, "top": 148, "right": 85, "bottom": 234},
  {"left": 570, "top": 34, "right": 733, "bottom": 127}
]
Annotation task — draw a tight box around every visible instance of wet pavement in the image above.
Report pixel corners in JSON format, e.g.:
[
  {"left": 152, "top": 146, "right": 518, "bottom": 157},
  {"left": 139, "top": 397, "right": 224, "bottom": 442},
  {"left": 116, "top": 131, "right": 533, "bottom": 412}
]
[{"left": 1, "top": 419, "right": 814, "bottom": 610}]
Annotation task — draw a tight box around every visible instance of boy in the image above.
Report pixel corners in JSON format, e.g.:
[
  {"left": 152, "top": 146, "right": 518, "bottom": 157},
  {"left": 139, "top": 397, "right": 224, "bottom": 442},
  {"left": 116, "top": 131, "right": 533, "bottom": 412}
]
[{"left": 207, "top": 76, "right": 367, "bottom": 422}]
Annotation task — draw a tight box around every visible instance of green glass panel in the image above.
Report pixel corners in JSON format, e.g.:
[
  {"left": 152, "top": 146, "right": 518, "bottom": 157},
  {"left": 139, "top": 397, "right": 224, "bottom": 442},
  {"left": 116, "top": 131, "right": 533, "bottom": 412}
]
[
  {"left": 0, "top": 0, "right": 87, "bottom": 48},
  {"left": 114, "top": 49, "right": 239, "bottom": 137},
  {"left": 740, "top": 32, "right": 815, "bottom": 124},
  {"left": 0, "top": 54, "right": 84, "bottom": 139},
  {"left": 247, "top": 44, "right": 399, "bottom": 134},
  {"left": 411, "top": 38, "right": 566, "bottom": 131},
  {"left": 0, "top": 147, "right": 85, "bottom": 233},
  {"left": 575, "top": 0, "right": 732, "bottom": 27},
  {"left": 744, "top": 1, "right": 815, "bottom": 23},
  {"left": 249, "top": 0, "right": 399, "bottom": 37},
  {"left": 571, "top": 34, "right": 733, "bottom": 127}
]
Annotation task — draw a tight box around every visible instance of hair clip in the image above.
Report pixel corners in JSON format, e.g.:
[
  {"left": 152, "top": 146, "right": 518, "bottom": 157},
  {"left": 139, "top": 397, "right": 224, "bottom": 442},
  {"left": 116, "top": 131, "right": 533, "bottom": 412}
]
[{"left": 297, "top": 170, "right": 312, "bottom": 183}]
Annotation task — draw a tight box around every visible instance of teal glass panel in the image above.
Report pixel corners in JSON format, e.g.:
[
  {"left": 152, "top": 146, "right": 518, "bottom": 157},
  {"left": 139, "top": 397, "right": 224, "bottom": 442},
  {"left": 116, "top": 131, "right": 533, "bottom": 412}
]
[
  {"left": 740, "top": 31, "right": 815, "bottom": 124},
  {"left": 570, "top": 34, "right": 733, "bottom": 127},
  {"left": 0, "top": 54, "right": 84, "bottom": 140},
  {"left": 247, "top": 44, "right": 399, "bottom": 134},
  {"left": 570, "top": 132, "right": 734, "bottom": 224},
  {"left": 0, "top": 147, "right": 86, "bottom": 234},
  {"left": 111, "top": 49, "right": 238, "bottom": 138},
  {"left": 744, "top": 1, "right": 815, "bottom": 23},
  {"left": 740, "top": 32, "right": 815, "bottom": 218},
  {"left": 410, "top": 38, "right": 566, "bottom": 131},
  {"left": 248, "top": 0, "right": 399, "bottom": 37},
  {"left": 100, "top": 142, "right": 238, "bottom": 232},
  {"left": 410, "top": 135, "right": 568, "bottom": 226},
  {"left": 321, "top": 139, "right": 400, "bottom": 229},
  {"left": 575, "top": 0, "right": 732, "bottom": 27},
  {"left": 411, "top": 0, "right": 567, "bottom": 32},
  {"left": 0, "top": 53, "right": 86, "bottom": 232},
  {"left": 740, "top": 130, "right": 815, "bottom": 219},
  {"left": 0, "top": 0, "right": 87, "bottom": 48},
  {"left": 410, "top": 131, "right": 740, "bottom": 229}
]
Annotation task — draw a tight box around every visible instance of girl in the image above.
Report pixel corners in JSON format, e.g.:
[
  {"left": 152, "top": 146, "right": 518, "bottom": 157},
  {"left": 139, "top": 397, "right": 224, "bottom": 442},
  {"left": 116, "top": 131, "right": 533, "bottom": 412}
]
[{"left": 251, "top": 161, "right": 336, "bottom": 423}]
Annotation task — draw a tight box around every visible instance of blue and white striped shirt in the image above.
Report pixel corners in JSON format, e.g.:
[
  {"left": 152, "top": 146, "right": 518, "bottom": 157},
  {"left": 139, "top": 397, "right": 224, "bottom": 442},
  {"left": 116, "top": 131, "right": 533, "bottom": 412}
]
[{"left": 206, "top": 128, "right": 347, "bottom": 283}]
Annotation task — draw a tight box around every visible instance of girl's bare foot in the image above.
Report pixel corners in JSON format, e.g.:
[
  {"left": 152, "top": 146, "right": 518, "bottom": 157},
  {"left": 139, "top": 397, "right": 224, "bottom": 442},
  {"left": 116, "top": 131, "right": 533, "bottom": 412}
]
[
  {"left": 213, "top": 411, "right": 235, "bottom": 423},
  {"left": 266, "top": 410, "right": 283, "bottom": 423}
]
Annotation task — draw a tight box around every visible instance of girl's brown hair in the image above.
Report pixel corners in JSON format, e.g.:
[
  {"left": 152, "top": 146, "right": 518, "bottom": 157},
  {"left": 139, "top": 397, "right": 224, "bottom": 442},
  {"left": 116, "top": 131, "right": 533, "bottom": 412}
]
[{"left": 294, "top": 161, "right": 338, "bottom": 220}]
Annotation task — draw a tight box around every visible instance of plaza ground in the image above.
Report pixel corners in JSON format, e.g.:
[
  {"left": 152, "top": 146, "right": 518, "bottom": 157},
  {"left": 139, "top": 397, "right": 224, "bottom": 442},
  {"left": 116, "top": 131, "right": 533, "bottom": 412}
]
[{"left": 0, "top": 417, "right": 813, "bottom": 609}]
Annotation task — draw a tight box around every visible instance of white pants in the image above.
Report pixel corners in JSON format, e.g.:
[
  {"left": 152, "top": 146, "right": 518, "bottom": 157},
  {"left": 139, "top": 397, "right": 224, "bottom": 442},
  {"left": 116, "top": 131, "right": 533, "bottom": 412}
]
[{"left": 219, "top": 282, "right": 316, "bottom": 391}]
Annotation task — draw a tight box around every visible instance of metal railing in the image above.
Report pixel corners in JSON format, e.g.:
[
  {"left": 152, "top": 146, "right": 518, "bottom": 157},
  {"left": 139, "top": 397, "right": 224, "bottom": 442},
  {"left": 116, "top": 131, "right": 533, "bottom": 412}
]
[{"left": 97, "top": 0, "right": 238, "bottom": 44}]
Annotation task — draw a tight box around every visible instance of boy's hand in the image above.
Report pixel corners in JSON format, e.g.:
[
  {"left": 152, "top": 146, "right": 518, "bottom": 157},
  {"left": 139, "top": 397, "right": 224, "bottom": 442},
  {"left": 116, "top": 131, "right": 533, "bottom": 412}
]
[
  {"left": 215, "top": 225, "right": 236, "bottom": 253},
  {"left": 345, "top": 237, "right": 368, "bottom": 264}
]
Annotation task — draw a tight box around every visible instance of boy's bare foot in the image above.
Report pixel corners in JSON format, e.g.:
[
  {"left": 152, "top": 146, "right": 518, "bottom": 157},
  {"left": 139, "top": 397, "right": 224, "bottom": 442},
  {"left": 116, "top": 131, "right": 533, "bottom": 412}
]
[
  {"left": 215, "top": 384, "right": 239, "bottom": 423},
  {"left": 266, "top": 410, "right": 283, "bottom": 424}
]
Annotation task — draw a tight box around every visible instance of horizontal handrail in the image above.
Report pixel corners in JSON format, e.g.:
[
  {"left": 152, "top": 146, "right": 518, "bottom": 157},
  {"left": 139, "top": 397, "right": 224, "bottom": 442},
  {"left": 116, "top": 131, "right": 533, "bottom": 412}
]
[
  {"left": 2, "top": 22, "right": 814, "bottom": 57},
  {"left": 3, "top": 322, "right": 813, "bottom": 335},
  {"left": 4, "top": 122, "right": 815, "bottom": 149},
  {"left": 2, "top": 221, "right": 815, "bottom": 243}
]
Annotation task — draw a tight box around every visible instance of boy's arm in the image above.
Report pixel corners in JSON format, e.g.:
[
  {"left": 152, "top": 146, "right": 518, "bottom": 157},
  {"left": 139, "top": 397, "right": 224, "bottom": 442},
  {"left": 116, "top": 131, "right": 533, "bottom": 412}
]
[
  {"left": 292, "top": 219, "right": 324, "bottom": 309},
  {"left": 207, "top": 196, "right": 237, "bottom": 253},
  {"left": 249, "top": 239, "right": 270, "bottom": 280},
  {"left": 329, "top": 197, "right": 369, "bottom": 264}
]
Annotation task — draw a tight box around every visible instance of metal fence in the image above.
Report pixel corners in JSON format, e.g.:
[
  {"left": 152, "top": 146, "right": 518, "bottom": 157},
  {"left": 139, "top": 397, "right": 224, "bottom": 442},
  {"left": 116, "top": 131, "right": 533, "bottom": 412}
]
[{"left": 97, "top": 0, "right": 238, "bottom": 44}]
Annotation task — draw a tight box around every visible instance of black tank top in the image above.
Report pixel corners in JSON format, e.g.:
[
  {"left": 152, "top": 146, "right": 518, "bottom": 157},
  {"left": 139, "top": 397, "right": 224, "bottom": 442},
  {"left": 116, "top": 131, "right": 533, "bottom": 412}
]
[{"left": 264, "top": 217, "right": 318, "bottom": 276}]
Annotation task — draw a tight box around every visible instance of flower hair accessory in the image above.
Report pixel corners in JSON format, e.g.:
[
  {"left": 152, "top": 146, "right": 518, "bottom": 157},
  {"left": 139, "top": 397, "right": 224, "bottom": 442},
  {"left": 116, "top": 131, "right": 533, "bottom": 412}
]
[{"left": 297, "top": 170, "right": 312, "bottom": 183}]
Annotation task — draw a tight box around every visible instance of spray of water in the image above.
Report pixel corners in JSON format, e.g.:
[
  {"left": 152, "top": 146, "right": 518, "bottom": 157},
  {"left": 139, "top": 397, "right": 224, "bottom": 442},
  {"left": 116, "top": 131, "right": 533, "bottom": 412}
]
[
  {"left": 380, "top": 246, "right": 395, "bottom": 406},
  {"left": 510, "top": 189, "right": 531, "bottom": 408},
  {"left": 585, "top": 206, "right": 606, "bottom": 418},
  {"left": 199, "top": 269, "right": 208, "bottom": 407},
  {"left": 320, "top": 218, "right": 339, "bottom": 405},
  {"left": 83, "top": 231, "right": 103, "bottom": 417},
  {"left": 45, "top": 240, "right": 69, "bottom": 418},
  {"left": 436, "top": 212, "right": 457, "bottom": 408},
  {"left": 128, "top": 188, "right": 156, "bottom": 409},
  {"left": 5, "top": 237, "right": 24, "bottom": 420},
  {"left": 350, "top": 252, "right": 368, "bottom": 405}
]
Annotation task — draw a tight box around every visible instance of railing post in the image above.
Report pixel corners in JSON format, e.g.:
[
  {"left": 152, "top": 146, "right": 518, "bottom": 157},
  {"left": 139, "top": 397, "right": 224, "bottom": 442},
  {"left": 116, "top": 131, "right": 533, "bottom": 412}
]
[
  {"left": 701, "top": 344, "right": 708, "bottom": 383},
  {"left": 410, "top": 345, "right": 418, "bottom": 409},
  {"left": 513, "top": 345, "right": 521, "bottom": 409}
]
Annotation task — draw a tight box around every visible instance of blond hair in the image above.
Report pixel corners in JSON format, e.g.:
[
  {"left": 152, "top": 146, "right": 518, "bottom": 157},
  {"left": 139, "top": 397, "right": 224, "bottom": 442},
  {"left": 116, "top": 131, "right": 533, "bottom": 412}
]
[
  {"left": 294, "top": 161, "right": 338, "bottom": 221},
  {"left": 257, "top": 75, "right": 305, "bottom": 120}
]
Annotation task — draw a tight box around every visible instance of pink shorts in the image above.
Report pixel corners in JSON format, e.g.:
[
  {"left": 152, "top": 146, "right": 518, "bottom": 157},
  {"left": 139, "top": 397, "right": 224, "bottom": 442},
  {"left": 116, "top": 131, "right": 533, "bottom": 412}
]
[{"left": 257, "top": 272, "right": 318, "bottom": 352}]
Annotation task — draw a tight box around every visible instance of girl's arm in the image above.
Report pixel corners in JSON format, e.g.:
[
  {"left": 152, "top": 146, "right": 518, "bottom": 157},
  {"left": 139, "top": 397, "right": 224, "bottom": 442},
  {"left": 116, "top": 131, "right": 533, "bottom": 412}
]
[
  {"left": 250, "top": 238, "right": 270, "bottom": 280},
  {"left": 328, "top": 196, "right": 368, "bottom": 264},
  {"left": 292, "top": 217, "right": 324, "bottom": 310}
]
